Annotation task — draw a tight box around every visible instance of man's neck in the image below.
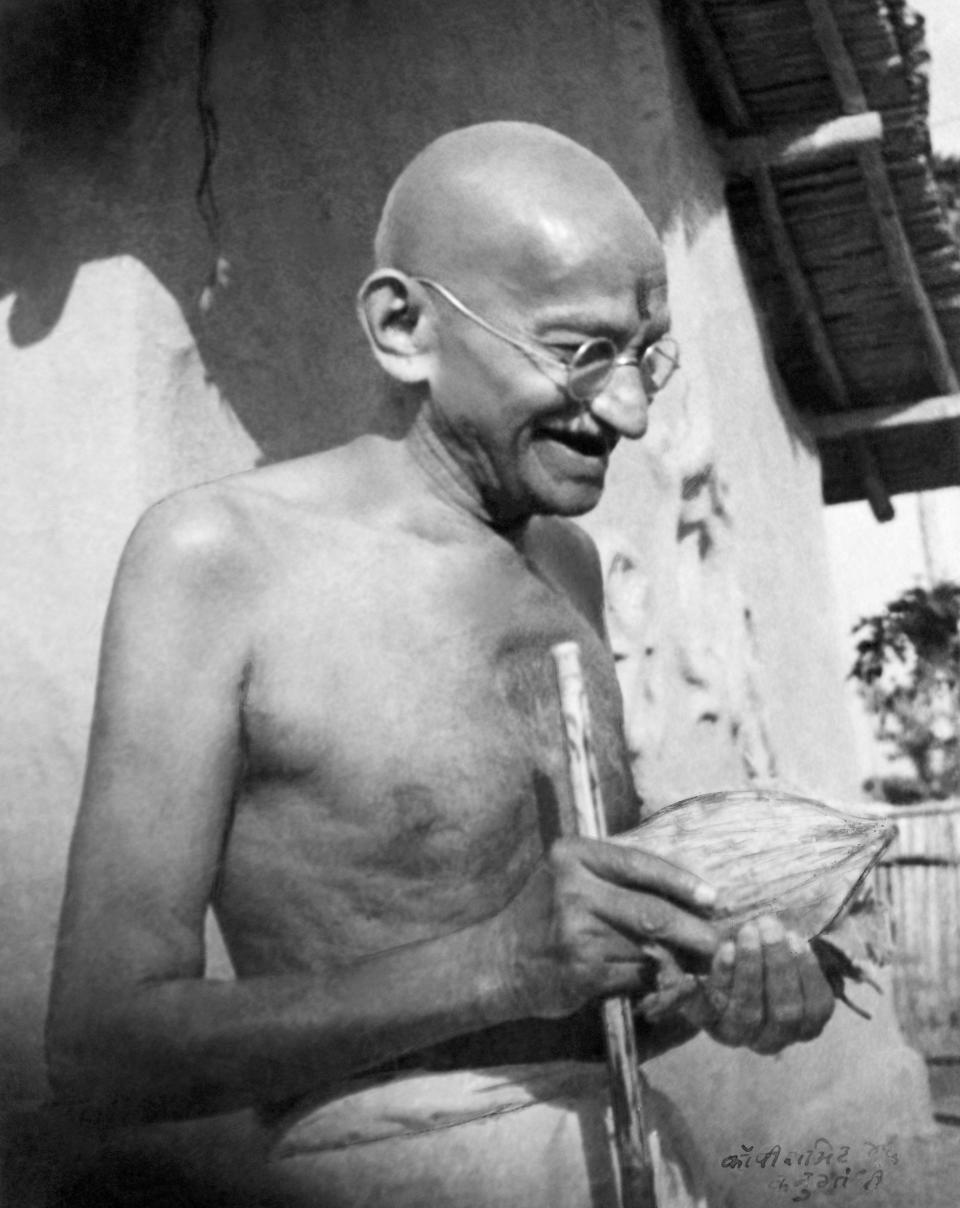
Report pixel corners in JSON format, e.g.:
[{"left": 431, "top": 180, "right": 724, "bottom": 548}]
[{"left": 398, "top": 416, "right": 531, "bottom": 539}]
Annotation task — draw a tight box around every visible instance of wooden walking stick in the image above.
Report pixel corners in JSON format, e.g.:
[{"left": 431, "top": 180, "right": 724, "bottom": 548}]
[{"left": 551, "top": 641, "right": 658, "bottom": 1208}]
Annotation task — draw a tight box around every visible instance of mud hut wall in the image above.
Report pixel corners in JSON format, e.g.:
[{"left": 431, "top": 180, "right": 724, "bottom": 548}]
[{"left": 2, "top": 0, "right": 864, "bottom": 1131}]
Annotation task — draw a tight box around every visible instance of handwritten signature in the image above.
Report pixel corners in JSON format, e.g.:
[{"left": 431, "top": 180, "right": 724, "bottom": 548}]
[{"left": 719, "top": 1136, "right": 899, "bottom": 1200}]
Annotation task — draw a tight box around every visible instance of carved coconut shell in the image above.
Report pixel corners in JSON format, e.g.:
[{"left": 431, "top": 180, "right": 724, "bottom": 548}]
[{"left": 614, "top": 788, "right": 897, "bottom": 940}]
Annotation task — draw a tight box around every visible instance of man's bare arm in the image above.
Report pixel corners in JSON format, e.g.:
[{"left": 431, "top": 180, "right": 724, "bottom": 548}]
[{"left": 46, "top": 494, "right": 516, "bottom": 1119}]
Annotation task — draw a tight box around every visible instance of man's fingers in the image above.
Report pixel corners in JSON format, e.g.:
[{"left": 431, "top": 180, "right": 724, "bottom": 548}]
[
  {"left": 706, "top": 939, "right": 736, "bottom": 1002},
  {"left": 698, "top": 917, "right": 838, "bottom": 1053},
  {"left": 507, "top": 839, "right": 721, "bottom": 1018},
  {"left": 748, "top": 917, "right": 802, "bottom": 1053},
  {"left": 755, "top": 917, "right": 799, "bottom": 1016},
  {"left": 587, "top": 875, "right": 719, "bottom": 963},
  {"left": 711, "top": 922, "right": 764, "bottom": 1045},
  {"left": 567, "top": 836, "right": 718, "bottom": 915},
  {"left": 749, "top": 922, "right": 835, "bottom": 1053}
]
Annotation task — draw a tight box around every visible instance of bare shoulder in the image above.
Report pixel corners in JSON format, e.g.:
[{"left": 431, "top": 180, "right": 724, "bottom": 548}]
[
  {"left": 112, "top": 445, "right": 380, "bottom": 636},
  {"left": 118, "top": 463, "right": 314, "bottom": 600},
  {"left": 120, "top": 454, "right": 340, "bottom": 584},
  {"left": 526, "top": 516, "right": 606, "bottom": 635}
]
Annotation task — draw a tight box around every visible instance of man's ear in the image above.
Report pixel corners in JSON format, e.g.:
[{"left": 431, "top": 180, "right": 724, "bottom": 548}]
[{"left": 357, "top": 270, "right": 435, "bottom": 383}]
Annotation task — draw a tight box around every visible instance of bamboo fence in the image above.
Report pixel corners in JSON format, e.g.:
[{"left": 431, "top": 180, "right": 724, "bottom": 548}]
[{"left": 867, "top": 801, "right": 960, "bottom": 1058}]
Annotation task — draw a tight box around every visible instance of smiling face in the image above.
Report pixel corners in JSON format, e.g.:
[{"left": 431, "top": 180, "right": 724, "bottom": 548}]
[
  {"left": 425, "top": 230, "right": 668, "bottom": 523},
  {"left": 374, "top": 123, "right": 670, "bottom": 525}
]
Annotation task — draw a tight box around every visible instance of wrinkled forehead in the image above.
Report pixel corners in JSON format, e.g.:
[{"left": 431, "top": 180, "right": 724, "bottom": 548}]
[
  {"left": 465, "top": 195, "right": 669, "bottom": 334},
  {"left": 429, "top": 191, "right": 667, "bottom": 336}
]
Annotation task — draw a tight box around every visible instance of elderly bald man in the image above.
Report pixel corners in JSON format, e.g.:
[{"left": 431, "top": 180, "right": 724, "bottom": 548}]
[{"left": 46, "top": 123, "right": 833, "bottom": 1206}]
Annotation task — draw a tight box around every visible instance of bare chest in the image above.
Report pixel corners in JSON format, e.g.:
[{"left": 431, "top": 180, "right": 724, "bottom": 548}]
[{"left": 218, "top": 530, "right": 635, "bottom": 963}]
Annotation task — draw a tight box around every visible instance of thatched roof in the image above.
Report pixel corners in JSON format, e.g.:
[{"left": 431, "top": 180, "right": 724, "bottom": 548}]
[{"left": 673, "top": 0, "right": 960, "bottom": 517}]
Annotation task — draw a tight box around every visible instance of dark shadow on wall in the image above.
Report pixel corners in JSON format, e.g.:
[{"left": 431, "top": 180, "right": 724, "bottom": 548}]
[
  {"left": 0, "top": 0, "right": 377, "bottom": 463},
  {"left": 0, "top": 0, "right": 728, "bottom": 465},
  {"left": 0, "top": 0, "right": 177, "bottom": 342},
  {"left": 0, "top": 0, "right": 175, "bottom": 158},
  {"left": 0, "top": 0, "right": 459, "bottom": 461}
]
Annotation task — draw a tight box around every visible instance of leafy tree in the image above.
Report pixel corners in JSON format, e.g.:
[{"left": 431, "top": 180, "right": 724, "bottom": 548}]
[{"left": 850, "top": 582, "right": 960, "bottom": 800}]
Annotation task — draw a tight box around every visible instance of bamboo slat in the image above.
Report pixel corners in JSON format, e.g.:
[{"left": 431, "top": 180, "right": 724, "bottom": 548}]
[
  {"left": 803, "top": 0, "right": 870, "bottom": 111},
  {"left": 857, "top": 144, "right": 960, "bottom": 395},
  {"left": 680, "top": 0, "right": 752, "bottom": 130}
]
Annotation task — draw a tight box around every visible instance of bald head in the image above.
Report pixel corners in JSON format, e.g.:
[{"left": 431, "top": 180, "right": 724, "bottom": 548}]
[{"left": 374, "top": 122, "right": 664, "bottom": 312}]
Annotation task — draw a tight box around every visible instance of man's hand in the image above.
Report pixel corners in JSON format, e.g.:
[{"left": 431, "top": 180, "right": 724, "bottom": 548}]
[
  {"left": 687, "top": 915, "right": 835, "bottom": 1053},
  {"left": 489, "top": 836, "right": 719, "bottom": 1021}
]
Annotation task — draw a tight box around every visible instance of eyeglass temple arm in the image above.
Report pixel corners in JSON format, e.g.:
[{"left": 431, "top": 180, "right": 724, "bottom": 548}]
[
  {"left": 414, "top": 277, "right": 564, "bottom": 369},
  {"left": 417, "top": 275, "right": 679, "bottom": 382}
]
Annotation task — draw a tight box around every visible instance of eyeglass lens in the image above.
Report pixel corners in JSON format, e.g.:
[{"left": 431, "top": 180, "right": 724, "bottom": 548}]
[
  {"left": 567, "top": 341, "right": 619, "bottom": 401},
  {"left": 566, "top": 339, "right": 678, "bottom": 402},
  {"left": 641, "top": 343, "right": 679, "bottom": 393}
]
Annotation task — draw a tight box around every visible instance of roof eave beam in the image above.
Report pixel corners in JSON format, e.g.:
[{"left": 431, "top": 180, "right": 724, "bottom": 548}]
[
  {"left": 723, "top": 112, "right": 883, "bottom": 176},
  {"left": 805, "top": 393, "right": 960, "bottom": 440}
]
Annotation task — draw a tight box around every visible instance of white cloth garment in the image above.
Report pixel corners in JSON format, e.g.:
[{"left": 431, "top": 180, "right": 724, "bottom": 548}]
[{"left": 267, "top": 1061, "right": 713, "bottom": 1208}]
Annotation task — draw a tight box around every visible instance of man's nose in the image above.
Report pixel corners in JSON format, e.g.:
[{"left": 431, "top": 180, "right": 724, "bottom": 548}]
[{"left": 587, "top": 365, "right": 650, "bottom": 439}]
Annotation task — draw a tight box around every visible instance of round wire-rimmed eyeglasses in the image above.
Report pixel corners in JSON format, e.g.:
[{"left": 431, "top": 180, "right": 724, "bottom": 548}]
[{"left": 415, "top": 276, "right": 679, "bottom": 405}]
